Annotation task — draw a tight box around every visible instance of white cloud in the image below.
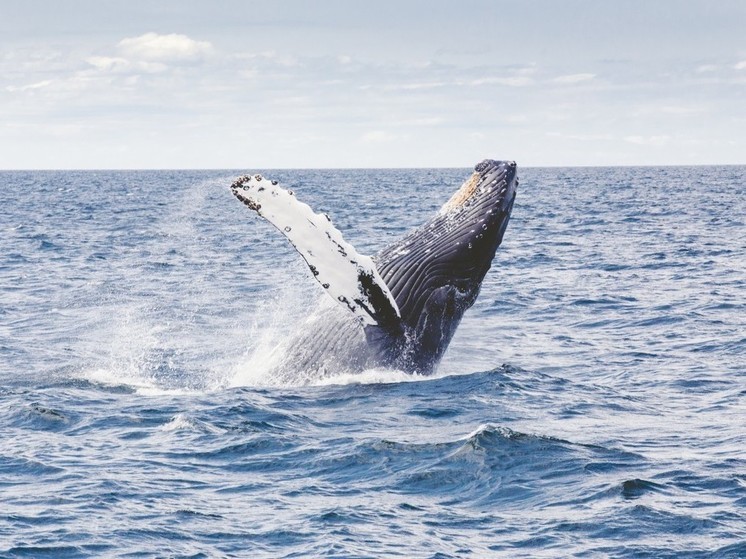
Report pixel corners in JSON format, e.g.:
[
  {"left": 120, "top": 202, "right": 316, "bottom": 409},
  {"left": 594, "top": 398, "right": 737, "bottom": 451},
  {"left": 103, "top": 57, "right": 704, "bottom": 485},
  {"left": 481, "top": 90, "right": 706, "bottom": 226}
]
[
  {"left": 552, "top": 73, "right": 596, "bottom": 84},
  {"left": 546, "top": 132, "right": 613, "bottom": 141},
  {"left": 382, "top": 81, "right": 448, "bottom": 91},
  {"left": 624, "top": 135, "right": 671, "bottom": 146},
  {"left": 361, "top": 130, "right": 398, "bottom": 143},
  {"left": 470, "top": 76, "right": 533, "bottom": 87},
  {"left": 630, "top": 103, "right": 707, "bottom": 118},
  {"left": 503, "top": 114, "right": 528, "bottom": 123},
  {"left": 5, "top": 79, "right": 54, "bottom": 92},
  {"left": 117, "top": 32, "right": 213, "bottom": 62},
  {"left": 366, "top": 68, "right": 537, "bottom": 92},
  {"left": 659, "top": 105, "right": 706, "bottom": 115},
  {"left": 2, "top": 3, "right": 744, "bottom": 168},
  {"left": 85, "top": 55, "right": 168, "bottom": 74},
  {"left": 233, "top": 50, "right": 299, "bottom": 69},
  {"left": 80, "top": 33, "right": 212, "bottom": 77},
  {"left": 513, "top": 65, "right": 538, "bottom": 76},
  {"left": 401, "top": 117, "right": 444, "bottom": 126},
  {"left": 86, "top": 56, "right": 129, "bottom": 71}
]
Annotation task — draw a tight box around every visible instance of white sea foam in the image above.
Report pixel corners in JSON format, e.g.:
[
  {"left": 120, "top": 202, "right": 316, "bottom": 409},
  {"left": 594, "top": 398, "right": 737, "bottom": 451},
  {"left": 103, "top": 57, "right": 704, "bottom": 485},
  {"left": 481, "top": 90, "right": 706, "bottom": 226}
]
[
  {"left": 68, "top": 173, "right": 465, "bottom": 393},
  {"left": 160, "top": 413, "right": 224, "bottom": 433},
  {"left": 72, "top": 178, "right": 240, "bottom": 396},
  {"left": 309, "top": 367, "right": 429, "bottom": 387},
  {"left": 161, "top": 413, "right": 196, "bottom": 431}
]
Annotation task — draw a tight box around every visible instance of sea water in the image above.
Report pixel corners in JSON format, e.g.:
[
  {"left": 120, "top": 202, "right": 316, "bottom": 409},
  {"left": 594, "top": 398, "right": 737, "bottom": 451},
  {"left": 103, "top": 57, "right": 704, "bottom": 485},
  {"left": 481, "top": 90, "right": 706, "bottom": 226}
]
[{"left": 0, "top": 166, "right": 744, "bottom": 557}]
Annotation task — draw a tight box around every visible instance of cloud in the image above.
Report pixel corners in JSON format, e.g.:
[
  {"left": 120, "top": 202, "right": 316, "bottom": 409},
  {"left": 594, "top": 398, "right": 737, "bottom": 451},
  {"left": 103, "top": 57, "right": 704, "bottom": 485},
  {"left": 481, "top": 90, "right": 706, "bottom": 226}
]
[
  {"left": 381, "top": 81, "right": 448, "bottom": 91},
  {"left": 86, "top": 56, "right": 128, "bottom": 71},
  {"left": 470, "top": 76, "right": 533, "bottom": 87},
  {"left": 630, "top": 103, "right": 707, "bottom": 118},
  {"left": 117, "top": 32, "right": 213, "bottom": 62},
  {"left": 85, "top": 55, "right": 167, "bottom": 74},
  {"left": 234, "top": 50, "right": 298, "bottom": 67},
  {"left": 80, "top": 33, "right": 213, "bottom": 78},
  {"left": 376, "top": 75, "right": 534, "bottom": 91},
  {"left": 546, "top": 132, "right": 613, "bottom": 141},
  {"left": 659, "top": 105, "right": 706, "bottom": 115},
  {"left": 2, "top": 4, "right": 743, "bottom": 169},
  {"left": 552, "top": 73, "right": 596, "bottom": 84},
  {"left": 360, "top": 130, "right": 399, "bottom": 143},
  {"left": 624, "top": 135, "right": 671, "bottom": 146},
  {"left": 401, "top": 117, "right": 444, "bottom": 126},
  {"left": 5, "top": 79, "right": 54, "bottom": 92}
]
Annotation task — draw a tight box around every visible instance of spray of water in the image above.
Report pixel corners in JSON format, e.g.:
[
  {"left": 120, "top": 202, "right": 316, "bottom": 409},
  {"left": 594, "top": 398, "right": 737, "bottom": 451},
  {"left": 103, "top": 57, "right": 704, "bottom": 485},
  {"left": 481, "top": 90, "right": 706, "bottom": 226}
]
[{"left": 71, "top": 176, "right": 432, "bottom": 393}]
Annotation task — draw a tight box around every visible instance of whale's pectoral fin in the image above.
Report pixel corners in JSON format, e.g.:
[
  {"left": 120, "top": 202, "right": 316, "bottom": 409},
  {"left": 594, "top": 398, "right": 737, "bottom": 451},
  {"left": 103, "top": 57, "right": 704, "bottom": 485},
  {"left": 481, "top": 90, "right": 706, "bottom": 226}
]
[{"left": 231, "top": 174, "right": 401, "bottom": 328}]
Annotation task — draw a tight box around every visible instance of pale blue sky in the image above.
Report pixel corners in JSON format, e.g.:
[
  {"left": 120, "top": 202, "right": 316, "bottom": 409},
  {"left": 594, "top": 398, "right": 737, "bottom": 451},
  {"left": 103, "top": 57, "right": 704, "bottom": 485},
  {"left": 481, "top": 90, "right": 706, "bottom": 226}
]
[{"left": 2, "top": 0, "right": 745, "bottom": 168}]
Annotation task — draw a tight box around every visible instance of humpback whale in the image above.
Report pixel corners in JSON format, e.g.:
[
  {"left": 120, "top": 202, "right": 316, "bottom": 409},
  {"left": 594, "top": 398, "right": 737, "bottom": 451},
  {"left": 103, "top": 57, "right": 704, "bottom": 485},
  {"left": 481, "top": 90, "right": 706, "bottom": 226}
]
[{"left": 231, "top": 159, "right": 518, "bottom": 379}]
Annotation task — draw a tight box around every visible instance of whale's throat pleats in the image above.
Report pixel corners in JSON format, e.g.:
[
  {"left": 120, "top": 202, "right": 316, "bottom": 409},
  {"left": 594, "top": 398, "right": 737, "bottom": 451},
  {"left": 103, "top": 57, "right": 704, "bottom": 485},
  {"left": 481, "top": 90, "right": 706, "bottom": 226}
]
[
  {"left": 375, "top": 161, "right": 516, "bottom": 330},
  {"left": 230, "top": 159, "right": 517, "bottom": 375}
]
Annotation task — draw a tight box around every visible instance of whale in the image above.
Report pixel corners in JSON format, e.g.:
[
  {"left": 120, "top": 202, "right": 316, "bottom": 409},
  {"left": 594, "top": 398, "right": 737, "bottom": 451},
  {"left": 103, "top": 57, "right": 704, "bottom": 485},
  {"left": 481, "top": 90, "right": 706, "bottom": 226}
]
[{"left": 230, "top": 159, "right": 518, "bottom": 380}]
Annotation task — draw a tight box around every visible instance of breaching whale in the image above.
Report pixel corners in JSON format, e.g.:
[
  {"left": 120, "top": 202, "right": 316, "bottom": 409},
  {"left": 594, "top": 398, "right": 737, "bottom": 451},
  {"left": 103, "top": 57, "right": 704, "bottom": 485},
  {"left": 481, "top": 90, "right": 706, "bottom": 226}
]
[{"left": 230, "top": 159, "right": 518, "bottom": 379}]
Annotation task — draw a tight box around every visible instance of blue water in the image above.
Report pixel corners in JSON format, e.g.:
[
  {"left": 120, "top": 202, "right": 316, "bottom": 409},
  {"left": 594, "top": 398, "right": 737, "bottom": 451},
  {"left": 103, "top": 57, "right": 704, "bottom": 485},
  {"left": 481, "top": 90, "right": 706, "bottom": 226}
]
[{"left": 1, "top": 166, "right": 744, "bottom": 558}]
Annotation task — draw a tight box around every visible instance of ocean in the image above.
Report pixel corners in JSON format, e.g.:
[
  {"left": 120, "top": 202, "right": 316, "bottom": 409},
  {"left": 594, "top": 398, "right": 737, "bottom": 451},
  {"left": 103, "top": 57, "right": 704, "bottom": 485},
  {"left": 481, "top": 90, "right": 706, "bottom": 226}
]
[{"left": 0, "top": 166, "right": 744, "bottom": 558}]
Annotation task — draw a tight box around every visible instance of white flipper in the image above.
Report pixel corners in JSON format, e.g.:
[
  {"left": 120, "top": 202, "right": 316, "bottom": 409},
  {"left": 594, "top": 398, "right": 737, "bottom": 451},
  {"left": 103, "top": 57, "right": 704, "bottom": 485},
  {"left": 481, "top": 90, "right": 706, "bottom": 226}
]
[{"left": 231, "top": 174, "right": 401, "bottom": 327}]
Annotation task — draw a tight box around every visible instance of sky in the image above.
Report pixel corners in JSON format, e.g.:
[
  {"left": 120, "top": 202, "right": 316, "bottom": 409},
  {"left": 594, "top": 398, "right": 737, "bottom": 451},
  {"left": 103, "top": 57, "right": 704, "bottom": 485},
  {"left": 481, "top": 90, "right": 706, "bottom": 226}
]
[{"left": 1, "top": 0, "right": 745, "bottom": 169}]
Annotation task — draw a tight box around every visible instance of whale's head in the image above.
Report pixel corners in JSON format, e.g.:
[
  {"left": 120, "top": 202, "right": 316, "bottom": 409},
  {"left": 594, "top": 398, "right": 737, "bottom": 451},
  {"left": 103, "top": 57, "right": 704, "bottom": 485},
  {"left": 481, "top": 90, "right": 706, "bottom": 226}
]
[{"left": 374, "top": 159, "right": 518, "bottom": 373}]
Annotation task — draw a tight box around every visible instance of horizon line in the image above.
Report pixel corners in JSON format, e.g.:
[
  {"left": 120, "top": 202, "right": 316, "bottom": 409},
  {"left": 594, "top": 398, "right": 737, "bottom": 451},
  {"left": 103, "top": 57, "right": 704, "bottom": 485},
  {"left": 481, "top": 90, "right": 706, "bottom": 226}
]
[{"left": 1, "top": 162, "right": 745, "bottom": 172}]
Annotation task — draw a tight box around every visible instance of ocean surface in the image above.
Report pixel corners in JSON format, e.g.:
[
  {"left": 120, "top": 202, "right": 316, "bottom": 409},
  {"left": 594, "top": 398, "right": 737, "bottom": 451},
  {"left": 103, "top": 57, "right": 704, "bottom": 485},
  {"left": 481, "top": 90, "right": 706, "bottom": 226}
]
[{"left": 0, "top": 166, "right": 744, "bottom": 558}]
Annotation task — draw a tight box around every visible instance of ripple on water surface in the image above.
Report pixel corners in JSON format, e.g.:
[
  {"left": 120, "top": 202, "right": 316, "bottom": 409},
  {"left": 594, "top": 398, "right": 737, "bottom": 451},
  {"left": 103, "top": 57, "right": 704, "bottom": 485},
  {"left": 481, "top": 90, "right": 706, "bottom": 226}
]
[{"left": 0, "top": 167, "right": 744, "bottom": 557}]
